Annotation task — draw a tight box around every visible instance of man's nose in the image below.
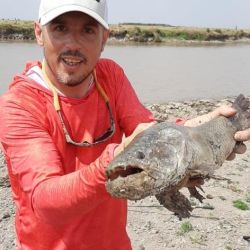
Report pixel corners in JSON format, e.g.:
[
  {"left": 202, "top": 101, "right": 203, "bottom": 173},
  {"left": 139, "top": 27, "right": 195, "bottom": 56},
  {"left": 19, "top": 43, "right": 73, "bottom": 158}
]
[{"left": 64, "top": 33, "right": 83, "bottom": 51}]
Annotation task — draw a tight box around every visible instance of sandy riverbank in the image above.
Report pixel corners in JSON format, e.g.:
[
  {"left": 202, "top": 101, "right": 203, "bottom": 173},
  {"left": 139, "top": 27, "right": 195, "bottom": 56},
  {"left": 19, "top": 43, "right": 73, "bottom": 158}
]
[{"left": 0, "top": 97, "right": 249, "bottom": 250}]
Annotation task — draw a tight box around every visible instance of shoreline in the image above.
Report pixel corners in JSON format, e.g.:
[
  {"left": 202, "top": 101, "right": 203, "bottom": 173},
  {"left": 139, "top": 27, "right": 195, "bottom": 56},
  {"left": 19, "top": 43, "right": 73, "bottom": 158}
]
[
  {"left": 1, "top": 20, "right": 250, "bottom": 45},
  {"left": 1, "top": 35, "right": 250, "bottom": 45},
  {"left": 1, "top": 37, "right": 250, "bottom": 47}
]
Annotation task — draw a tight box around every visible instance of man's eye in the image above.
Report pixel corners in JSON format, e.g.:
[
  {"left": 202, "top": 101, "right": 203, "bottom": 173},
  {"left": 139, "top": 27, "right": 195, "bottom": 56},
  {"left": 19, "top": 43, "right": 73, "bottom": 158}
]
[
  {"left": 55, "top": 25, "right": 66, "bottom": 32},
  {"left": 84, "top": 27, "right": 94, "bottom": 34}
]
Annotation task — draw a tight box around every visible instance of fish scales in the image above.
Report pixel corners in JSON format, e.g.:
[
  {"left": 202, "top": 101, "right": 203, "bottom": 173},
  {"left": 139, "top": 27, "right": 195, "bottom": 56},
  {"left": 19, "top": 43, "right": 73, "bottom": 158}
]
[{"left": 106, "top": 94, "right": 250, "bottom": 218}]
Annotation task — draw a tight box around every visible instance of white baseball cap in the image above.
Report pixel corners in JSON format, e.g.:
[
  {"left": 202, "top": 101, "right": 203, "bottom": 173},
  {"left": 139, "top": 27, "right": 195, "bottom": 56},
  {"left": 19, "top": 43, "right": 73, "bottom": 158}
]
[{"left": 39, "top": 0, "right": 109, "bottom": 29}]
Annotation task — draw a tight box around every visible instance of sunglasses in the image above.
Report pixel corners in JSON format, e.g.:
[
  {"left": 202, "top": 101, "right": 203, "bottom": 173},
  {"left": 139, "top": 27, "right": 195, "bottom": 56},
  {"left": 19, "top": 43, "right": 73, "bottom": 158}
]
[{"left": 42, "top": 61, "right": 115, "bottom": 147}]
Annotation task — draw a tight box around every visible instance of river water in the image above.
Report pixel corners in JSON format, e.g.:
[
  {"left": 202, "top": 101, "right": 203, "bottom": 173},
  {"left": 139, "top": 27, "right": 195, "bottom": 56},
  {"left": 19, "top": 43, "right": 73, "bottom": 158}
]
[{"left": 1, "top": 41, "right": 250, "bottom": 103}]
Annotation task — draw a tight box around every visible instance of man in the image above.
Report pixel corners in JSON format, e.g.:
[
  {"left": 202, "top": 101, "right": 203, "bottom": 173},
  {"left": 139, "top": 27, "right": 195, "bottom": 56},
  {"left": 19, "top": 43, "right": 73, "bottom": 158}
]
[{"left": 0, "top": 0, "right": 249, "bottom": 249}]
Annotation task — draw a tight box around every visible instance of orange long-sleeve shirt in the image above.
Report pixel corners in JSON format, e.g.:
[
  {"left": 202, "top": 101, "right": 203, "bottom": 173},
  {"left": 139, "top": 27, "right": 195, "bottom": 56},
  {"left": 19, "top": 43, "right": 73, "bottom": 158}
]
[{"left": 0, "top": 59, "right": 154, "bottom": 250}]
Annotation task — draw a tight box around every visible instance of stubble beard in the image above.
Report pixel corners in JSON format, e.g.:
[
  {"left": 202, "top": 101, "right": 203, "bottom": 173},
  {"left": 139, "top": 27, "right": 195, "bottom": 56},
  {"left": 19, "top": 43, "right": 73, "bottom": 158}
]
[
  {"left": 55, "top": 69, "right": 92, "bottom": 87},
  {"left": 44, "top": 50, "right": 93, "bottom": 87}
]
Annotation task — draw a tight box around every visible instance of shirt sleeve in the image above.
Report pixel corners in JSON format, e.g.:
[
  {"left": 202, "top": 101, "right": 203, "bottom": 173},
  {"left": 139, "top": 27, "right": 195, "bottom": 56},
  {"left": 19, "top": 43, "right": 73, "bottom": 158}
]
[
  {"left": 0, "top": 95, "right": 117, "bottom": 224},
  {"left": 32, "top": 143, "right": 118, "bottom": 224}
]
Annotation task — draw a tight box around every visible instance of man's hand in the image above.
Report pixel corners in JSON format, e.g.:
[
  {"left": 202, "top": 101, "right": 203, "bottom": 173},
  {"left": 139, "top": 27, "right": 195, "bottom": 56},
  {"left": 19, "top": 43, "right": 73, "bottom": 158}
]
[
  {"left": 114, "top": 122, "right": 155, "bottom": 157},
  {"left": 184, "top": 105, "right": 249, "bottom": 160},
  {"left": 184, "top": 105, "right": 236, "bottom": 127}
]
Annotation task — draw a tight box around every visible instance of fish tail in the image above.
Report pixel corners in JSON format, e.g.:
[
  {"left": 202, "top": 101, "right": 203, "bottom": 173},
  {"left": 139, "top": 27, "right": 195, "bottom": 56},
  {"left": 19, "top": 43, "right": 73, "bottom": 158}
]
[{"left": 231, "top": 94, "right": 250, "bottom": 130}]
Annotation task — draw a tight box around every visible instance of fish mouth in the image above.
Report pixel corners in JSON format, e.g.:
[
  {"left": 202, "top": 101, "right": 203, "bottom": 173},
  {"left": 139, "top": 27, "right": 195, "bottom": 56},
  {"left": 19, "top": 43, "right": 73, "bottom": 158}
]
[
  {"left": 106, "top": 165, "right": 144, "bottom": 181},
  {"left": 105, "top": 164, "right": 160, "bottom": 200}
]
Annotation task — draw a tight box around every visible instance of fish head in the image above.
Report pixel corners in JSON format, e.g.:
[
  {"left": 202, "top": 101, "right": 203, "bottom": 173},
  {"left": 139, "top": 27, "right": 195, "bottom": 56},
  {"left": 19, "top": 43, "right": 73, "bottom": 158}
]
[{"left": 105, "top": 123, "right": 191, "bottom": 200}]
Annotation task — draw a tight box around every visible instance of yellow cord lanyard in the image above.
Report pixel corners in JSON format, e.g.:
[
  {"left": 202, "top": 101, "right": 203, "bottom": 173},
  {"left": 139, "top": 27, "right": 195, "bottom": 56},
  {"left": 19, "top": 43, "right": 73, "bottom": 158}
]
[
  {"left": 41, "top": 60, "right": 110, "bottom": 110},
  {"left": 41, "top": 60, "right": 115, "bottom": 146}
]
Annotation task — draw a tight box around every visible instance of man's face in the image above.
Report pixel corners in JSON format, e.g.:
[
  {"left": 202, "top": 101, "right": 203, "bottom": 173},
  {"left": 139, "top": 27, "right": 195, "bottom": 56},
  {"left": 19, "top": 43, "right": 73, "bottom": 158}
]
[{"left": 35, "top": 11, "right": 108, "bottom": 87}]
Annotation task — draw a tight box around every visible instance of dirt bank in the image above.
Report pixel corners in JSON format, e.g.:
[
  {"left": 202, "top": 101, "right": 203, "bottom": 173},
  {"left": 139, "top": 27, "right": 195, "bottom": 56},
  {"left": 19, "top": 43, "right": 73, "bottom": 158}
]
[{"left": 1, "top": 20, "right": 250, "bottom": 45}]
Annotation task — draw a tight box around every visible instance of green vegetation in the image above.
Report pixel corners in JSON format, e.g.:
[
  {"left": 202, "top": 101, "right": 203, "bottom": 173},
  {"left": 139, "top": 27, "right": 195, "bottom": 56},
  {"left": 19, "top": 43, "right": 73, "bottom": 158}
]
[
  {"left": 0, "top": 19, "right": 35, "bottom": 40},
  {"left": 189, "top": 235, "right": 207, "bottom": 246},
  {"left": 110, "top": 23, "right": 250, "bottom": 43},
  {"left": 225, "top": 246, "right": 234, "bottom": 250},
  {"left": 177, "top": 221, "right": 193, "bottom": 235},
  {"left": 1, "top": 19, "right": 250, "bottom": 43},
  {"left": 233, "top": 199, "right": 249, "bottom": 210}
]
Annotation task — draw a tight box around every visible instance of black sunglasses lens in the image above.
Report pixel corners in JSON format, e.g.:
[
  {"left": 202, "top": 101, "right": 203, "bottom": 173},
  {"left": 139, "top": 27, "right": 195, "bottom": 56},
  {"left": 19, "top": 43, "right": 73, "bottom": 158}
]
[{"left": 93, "top": 127, "right": 114, "bottom": 143}]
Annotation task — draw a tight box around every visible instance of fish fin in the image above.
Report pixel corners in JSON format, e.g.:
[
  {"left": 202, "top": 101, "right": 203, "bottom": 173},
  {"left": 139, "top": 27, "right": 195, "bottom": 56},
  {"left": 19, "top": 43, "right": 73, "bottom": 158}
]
[
  {"left": 197, "top": 185, "right": 205, "bottom": 193},
  {"left": 156, "top": 190, "right": 193, "bottom": 220},
  {"left": 188, "top": 187, "right": 205, "bottom": 203}
]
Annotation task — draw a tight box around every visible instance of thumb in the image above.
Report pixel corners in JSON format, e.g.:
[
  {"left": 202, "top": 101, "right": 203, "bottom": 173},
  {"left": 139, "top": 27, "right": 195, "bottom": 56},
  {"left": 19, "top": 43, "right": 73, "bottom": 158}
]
[{"left": 212, "top": 106, "right": 236, "bottom": 118}]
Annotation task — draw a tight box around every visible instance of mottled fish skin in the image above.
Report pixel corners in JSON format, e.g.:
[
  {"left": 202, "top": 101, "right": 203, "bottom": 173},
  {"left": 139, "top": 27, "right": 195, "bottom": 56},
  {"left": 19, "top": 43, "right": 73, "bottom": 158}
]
[
  {"left": 106, "top": 124, "right": 193, "bottom": 199},
  {"left": 106, "top": 95, "right": 250, "bottom": 218}
]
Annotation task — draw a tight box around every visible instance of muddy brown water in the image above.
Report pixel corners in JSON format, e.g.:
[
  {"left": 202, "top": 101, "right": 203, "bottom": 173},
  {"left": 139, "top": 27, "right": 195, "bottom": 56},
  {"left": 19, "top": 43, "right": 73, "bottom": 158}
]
[{"left": 1, "top": 41, "right": 250, "bottom": 103}]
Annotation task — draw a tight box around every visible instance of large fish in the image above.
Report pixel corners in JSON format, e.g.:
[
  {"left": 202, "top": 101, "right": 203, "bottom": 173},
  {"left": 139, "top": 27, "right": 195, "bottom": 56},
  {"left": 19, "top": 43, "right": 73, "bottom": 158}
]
[{"left": 106, "top": 95, "right": 250, "bottom": 219}]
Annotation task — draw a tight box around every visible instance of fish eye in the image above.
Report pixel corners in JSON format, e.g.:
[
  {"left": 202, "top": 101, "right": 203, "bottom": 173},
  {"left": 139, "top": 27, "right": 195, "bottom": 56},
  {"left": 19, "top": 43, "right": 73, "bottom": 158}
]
[{"left": 136, "top": 151, "right": 145, "bottom": 160}]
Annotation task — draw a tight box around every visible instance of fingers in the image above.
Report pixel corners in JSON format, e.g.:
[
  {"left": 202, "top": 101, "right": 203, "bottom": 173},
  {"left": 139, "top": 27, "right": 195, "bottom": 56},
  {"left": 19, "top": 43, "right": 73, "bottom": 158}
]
[
  {"left": 184, "top": 105, "right": 236, "bottom": 127},
  {"left": 134, "top": 122, "right": 155, "bottom": 134},
  {"left": 214, "top": 106, "right": 250, "bottom": 141},
  {"left": 114, "top": 122, "right": 155, "bottom": 157},
  {"left": 235, "top": 129, "right": 250, "bottom": 141},
  {"left": 212, "top": 105, "right": 236, "bottom": 118}
]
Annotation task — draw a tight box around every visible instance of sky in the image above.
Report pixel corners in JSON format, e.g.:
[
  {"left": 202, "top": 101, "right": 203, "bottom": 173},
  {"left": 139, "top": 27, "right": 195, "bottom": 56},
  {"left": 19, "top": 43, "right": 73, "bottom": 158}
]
[{"left": 0, "top": 0, "right": 250, "bottom": 29}]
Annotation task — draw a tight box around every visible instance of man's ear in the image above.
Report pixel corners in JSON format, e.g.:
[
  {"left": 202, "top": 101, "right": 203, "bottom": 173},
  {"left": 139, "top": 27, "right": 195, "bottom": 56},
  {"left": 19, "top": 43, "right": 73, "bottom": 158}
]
[
  {"left": 101, "top": 29, "right": 109, "bottom": 51},
  {"left": 34, "top": 21, "right": 44, "bottom": 47}
]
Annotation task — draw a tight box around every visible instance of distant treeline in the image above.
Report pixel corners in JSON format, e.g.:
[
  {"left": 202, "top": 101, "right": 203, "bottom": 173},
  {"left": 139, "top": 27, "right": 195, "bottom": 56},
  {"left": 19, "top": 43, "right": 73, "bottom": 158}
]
[{"left": 1, "top": 19, "right": 250, "bottom": 43}]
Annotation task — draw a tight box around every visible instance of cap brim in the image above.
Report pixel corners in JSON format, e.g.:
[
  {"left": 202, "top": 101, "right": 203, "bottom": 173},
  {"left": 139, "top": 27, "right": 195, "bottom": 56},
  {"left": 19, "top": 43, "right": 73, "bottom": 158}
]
[{"left": 40, "top": 5, "right": 109, "bottom": 29}]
